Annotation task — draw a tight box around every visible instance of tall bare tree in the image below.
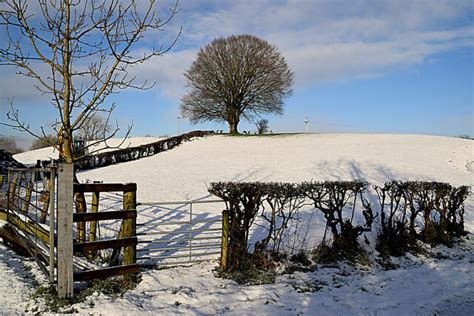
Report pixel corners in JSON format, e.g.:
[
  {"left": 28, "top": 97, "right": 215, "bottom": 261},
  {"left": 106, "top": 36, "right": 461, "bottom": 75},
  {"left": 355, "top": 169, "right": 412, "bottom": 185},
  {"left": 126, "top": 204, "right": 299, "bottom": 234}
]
[
  {"left": 0, "top": 136, "right": 22, "bottom": 154},
  {"left": 0, "top": 0, "right": 180, "bottom": 162},
  {"left": 77, "top": 112, "right": 111, "bottom": 141},
  {"left": 181, "top": 34, "right": 293, "bottom": 135},
  {"left": 255, "top": 118, "right": 269, "bottom": 135},
  {"left": 29, "top": 133, "right": 57, "bottom": 150}
]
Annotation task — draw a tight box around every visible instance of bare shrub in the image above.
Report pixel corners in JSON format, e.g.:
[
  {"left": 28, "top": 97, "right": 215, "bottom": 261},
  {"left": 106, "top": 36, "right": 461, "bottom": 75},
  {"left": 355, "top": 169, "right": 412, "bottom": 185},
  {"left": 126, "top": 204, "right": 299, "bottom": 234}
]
[
  {"left": 209, "top": 182, "right": 267, "bottom": 272},
  {"left": 411, "top": 181, "right": 470, "bottom": 246},
  {"left": 255, "top": 119, "right": 269, "bottom": 135},
  {"left": 374, "top": 181, "right": 416, "bottom": 257},
  {"left": 302, "top": 180, "right": 375, "bottom": 262},
  {"left": 375, "top": 181, "right": 471, "bottom": 255},
  {"left": 257, "top": 182, "right": 305, "bottom": 254}
]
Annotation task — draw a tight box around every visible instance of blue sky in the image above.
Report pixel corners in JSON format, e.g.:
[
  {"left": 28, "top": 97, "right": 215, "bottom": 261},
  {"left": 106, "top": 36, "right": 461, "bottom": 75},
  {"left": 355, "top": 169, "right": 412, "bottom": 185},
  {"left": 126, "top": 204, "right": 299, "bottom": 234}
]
[{"left": 0, "top": 0, "right": 473, "bottom": 148}]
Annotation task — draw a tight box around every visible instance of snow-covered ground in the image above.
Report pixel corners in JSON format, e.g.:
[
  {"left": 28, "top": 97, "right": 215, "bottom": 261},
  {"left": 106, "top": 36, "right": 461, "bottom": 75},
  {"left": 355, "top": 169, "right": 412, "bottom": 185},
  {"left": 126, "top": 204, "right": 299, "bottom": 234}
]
[
  {"left": 5, "top": 133, "right": 474, "bottom": 314},
  {"left": 14, "top": 136, "right": 164, "bottom": 165},
  {"left": 68, "top": 245, "right": 474, "bottom": 315}
]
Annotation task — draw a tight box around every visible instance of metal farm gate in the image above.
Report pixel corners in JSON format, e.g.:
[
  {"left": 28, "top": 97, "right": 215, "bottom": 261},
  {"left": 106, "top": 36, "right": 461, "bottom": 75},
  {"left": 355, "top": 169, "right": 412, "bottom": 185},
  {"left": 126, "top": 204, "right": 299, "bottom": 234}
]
[
  {"left": 0, "top": 166, "right": 57, "bottom": 283},
  {"left": 136, "top": 199, "right": 225, "bottom": 267}
]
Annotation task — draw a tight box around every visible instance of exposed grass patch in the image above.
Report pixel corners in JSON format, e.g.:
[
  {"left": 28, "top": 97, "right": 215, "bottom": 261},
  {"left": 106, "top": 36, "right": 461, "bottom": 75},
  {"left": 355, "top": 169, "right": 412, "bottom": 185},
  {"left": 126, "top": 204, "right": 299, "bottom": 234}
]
[
  {"left": 312, "top": 239, "right": 371, "bottom": 267},
  {"left": 76, "top": 276, "right": 138, "bottom": 301},
  {"left": 31, "top": 285, "right": 75, "bottom": 313},
  {"left": 291, "top": 280, "right": 325, "bottom": 293},
  {"left": 30, "top": 276, "right": 138, "bottom": 313},
  {"left": 220, "top": 267, "right": 276, "bottom": 285},
  {"left": 284, "top": 251, "right": 317, "bottom": 274},
  {"left": 375, "top": 229, "right": 420, "bottom": 259},
  {"left": 290, "top": 251, "right": 312, "bottom": 266}
]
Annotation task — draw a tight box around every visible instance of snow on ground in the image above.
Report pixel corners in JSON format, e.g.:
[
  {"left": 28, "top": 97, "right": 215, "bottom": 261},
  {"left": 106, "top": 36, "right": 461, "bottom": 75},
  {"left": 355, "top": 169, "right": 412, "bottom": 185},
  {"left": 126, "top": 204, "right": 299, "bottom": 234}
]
[
  {"left": 78, "top": 133, "right": 474, "bottom": 232},
  {"left": 14, "top": 136, "right": 164, "bottom": 165},
  {"left": 0, "top": 241, "right": 45, "bottom": 314},
  {"left": 2, "top": 133, "right": 474, "bottom": 315},
  {"left": 69, "top": 242, "right": 474, "bottom": 315}
]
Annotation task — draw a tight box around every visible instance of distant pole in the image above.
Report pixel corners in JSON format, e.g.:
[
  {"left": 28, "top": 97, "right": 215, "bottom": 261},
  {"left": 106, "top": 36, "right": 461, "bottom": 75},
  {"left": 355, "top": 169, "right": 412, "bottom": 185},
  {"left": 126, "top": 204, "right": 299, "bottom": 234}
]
[
  {"left": 304, "top": 117, "right": 309, "bottom": 134},
  {"left": 177, "top": 116, "right": 180, "bottom": 135}
]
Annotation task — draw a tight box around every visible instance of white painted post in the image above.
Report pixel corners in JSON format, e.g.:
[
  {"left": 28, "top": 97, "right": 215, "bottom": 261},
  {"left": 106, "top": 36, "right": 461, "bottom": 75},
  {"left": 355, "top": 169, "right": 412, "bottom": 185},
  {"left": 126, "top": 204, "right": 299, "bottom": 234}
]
[
  {"left": 189, "top": 202, "right": 193, "bottom": 263},
  {"left": 57, "top": 163, "right": 74, "bottom": 298},
  {"left": 49, "top": 167, "right": 56, "bottom": 284}
]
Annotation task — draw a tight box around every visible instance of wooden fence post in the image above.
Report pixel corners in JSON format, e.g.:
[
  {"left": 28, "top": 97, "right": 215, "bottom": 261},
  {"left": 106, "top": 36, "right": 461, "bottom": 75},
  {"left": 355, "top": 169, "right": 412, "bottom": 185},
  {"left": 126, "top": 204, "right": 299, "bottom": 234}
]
[
  {"left": 75, "top": 190, "right": 87, "bottom": 243},
  {"left": 89, "top": 192, "right": 100, "bottom": 242},
  {"left": 8, "top": 173, "right": 18, "bottom": 211},
  {"left": 122, "top": 184, "right": 137, "bottom": 266},
  {"left": 22, "top": 180, "right": 33, "bottom": 214},
  {"left": 40, "top": 176, "right": 52, "bottom": 223},
  {"left": 57, "top": 163, "right": 74, "bottom": 299},
  {"left": 87, "top": 191, "right": 100, "bottom": 259},
  {"left": 220, "top": 210, "right": 229, "bottom": 271}
]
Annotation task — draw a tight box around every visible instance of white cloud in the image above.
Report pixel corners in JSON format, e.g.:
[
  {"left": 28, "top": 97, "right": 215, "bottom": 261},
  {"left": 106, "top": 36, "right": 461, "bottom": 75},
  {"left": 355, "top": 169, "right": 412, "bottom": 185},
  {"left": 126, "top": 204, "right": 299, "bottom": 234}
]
[
  {"left": 1, "top": 0, "right": 473, "bottom": 103},
  {"left": 138, "top": 0, "right": 474, "bottom": 100},
  {"left": 283, "top": 27, "right": 474, "bottom": 86},
  {"left": 127, "top": 49, "right": 196, "bottom": 100},
  {"left": 0, "top": 63, "right": 53, "bottom": 105}
]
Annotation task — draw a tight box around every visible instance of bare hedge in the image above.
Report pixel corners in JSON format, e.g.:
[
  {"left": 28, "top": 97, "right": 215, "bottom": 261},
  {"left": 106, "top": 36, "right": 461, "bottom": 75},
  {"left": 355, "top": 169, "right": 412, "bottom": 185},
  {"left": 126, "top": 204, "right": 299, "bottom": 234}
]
[{"left": 209, "top": 180, "right": 471, "bottom": 272}]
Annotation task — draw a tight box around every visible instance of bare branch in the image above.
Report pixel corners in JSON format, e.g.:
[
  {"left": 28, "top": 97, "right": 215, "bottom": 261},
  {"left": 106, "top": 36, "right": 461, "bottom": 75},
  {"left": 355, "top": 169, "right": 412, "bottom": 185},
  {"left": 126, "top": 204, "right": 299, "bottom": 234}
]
[{"left": 0, "top": 0, "right": 180, "bottom": 162}]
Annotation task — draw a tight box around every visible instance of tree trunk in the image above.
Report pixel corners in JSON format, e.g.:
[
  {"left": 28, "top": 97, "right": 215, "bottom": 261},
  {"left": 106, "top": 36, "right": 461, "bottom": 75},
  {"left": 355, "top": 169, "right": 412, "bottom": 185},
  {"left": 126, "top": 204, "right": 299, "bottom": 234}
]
[
  {"left": 60, "top": 130, "right": 75, "bottom": 163},
  {"left": 228, "top": 114, "right": 240, "bottom": 135},
  {"left": 60, "top": 1, "right": 74, "bottom": 165}
]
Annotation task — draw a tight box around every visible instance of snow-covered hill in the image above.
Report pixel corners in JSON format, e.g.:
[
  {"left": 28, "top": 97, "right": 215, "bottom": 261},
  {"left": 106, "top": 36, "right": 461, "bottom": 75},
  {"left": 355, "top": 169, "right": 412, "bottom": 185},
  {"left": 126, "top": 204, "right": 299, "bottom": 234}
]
[
  {"left": 3, "top": 133, "right": 474, "bottom": 314},
  {"left": 77, "top": 133, "right": 473, "bottom": 201},
  {"left": 14, "top": 136, "right": 164, "bottom": 165}
]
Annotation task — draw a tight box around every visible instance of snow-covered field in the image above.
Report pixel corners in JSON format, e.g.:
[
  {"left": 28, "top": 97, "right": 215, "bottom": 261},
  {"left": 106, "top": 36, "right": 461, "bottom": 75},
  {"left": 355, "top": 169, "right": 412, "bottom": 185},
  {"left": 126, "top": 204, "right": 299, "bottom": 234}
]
[
  {"left": 4, "top": 133, "right": 474, "bottom": 314},
  {"left": 72, "top": 134, "right": 473, "bottom": 200}
]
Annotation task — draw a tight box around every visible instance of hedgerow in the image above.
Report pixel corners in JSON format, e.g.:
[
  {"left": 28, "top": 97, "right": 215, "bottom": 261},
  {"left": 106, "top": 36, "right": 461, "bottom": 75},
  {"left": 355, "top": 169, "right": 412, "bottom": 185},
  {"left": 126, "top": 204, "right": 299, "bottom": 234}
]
[{"left": 209, "top": 180, "right": 471, "bottom": 275}]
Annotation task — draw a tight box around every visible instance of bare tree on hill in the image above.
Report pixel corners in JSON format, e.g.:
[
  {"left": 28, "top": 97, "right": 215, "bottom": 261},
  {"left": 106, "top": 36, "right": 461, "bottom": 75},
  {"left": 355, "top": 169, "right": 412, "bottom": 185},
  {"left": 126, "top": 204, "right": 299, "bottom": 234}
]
[
  {"left": 255, "top": 119, "right": 269, "bottom": 135},
  {"left": 0, "top": 0, "right": 180, "bottom": 162},
  {"left": 77, "top": 113, "right": 112, "bottom": 141},
  {"left": 30, "top": 134, "right": 58, "bottom": 150},
  {"left": 181, "top": 34, "right": 293, "bottom": 135},
  {"left": 0, "top": 136, "right": 22, "bottom": 154}
]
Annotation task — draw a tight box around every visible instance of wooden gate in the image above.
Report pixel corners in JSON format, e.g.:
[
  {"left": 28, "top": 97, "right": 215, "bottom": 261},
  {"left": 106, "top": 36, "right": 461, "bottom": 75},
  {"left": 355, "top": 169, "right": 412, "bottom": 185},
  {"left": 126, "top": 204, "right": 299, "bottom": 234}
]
[{"left": 0, "top": 163, "right": 138, "bottom": 298}]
